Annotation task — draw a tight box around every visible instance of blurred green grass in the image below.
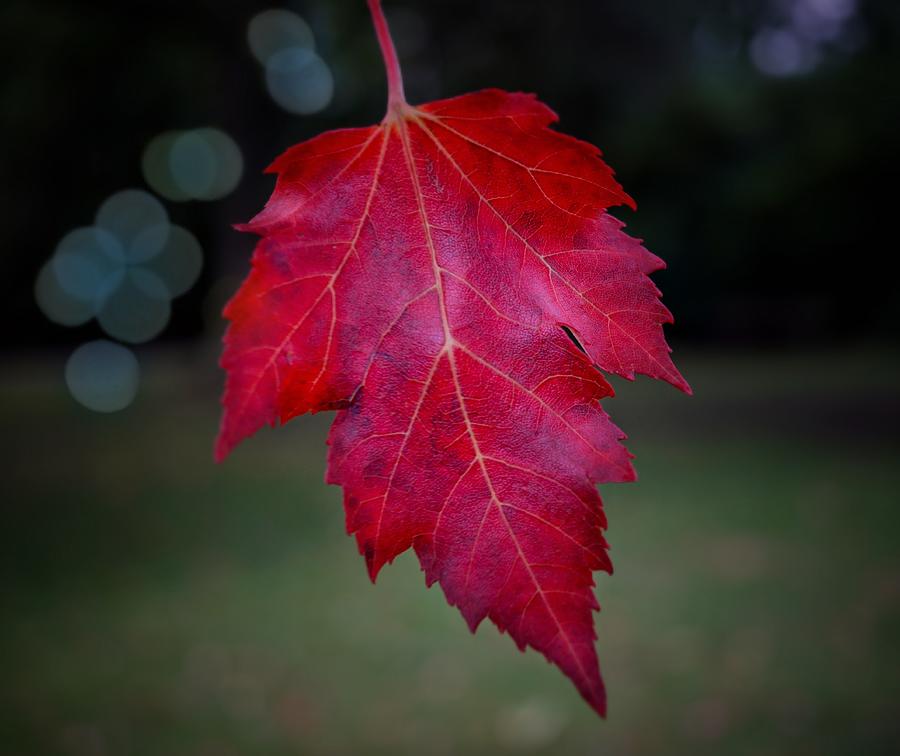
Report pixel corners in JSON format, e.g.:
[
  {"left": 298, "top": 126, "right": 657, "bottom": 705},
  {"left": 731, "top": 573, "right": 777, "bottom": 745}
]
[{"left": 1, "top": 347, "right": 898, "bottom": 756}]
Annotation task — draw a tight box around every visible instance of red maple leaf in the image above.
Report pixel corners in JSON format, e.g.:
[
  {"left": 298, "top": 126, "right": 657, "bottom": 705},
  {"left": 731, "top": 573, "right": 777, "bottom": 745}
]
[{"left": 217, "top": 0, "right": 689, "bottom": 716}]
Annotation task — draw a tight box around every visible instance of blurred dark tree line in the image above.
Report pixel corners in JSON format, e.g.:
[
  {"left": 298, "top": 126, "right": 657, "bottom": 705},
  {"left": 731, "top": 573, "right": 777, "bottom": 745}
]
[{"left": 1, "top": 0, "right": 897, "bottom": 348}]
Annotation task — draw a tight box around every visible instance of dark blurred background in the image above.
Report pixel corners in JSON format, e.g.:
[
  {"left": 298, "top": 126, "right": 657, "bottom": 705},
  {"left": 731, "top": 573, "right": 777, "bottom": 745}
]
[{"left": 2, "top": 1, "right": 898, "bottom": 754}]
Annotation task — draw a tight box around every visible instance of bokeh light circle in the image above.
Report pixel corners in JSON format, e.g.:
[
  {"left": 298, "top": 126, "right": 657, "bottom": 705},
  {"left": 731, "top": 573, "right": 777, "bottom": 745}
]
[
  {"left": 144, "top": 225, "right": 203, "bottom": 298},
  {"left": 170, "top": 131, "right": 218, "bottom": 199},
  {"left": 96, "top": 189, "right": 170, "bottom": 263},
  {"left": 195, "top": 128, "right": 244, "bottom": 200},
  {"left": 265, "top": 47, "right": 334, "bottom": 115},
  {"left": 65, "top": 340, "right": 140, "bottom": 413},
  {"left": 142, "top": 131, "right": 191, "bottom": 201},
  {"left": 248, "top": 9, "right": 314, "bottom": 65},
  {"left": 35, "top": 262, "right": 94, "bottom": 327},
  {"left": 96, "top": 269, "right": 171, "bottom": 344},
  {"left": 808, "top": 0, "right": 857, "bottom": 22},
  {"left": 51, "top": 226, "right": 123, "bottom": 301},
  {"left": 144, "top": 129, "right": 243, "bottom": 201},
  {"left": 750, "top": 28, "right": 818, "bottom": 77}
]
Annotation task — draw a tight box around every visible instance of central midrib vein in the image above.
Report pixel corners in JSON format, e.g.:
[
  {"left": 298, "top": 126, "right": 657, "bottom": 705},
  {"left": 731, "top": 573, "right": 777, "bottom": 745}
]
[{"left": 391, "top": 113, "right": 593, "bottom": 691}]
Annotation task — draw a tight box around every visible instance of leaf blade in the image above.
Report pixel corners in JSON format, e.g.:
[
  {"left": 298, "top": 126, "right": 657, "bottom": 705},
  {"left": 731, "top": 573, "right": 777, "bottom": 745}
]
[{"left": 218, "top": 89, "right": 686, "bottom": 715}]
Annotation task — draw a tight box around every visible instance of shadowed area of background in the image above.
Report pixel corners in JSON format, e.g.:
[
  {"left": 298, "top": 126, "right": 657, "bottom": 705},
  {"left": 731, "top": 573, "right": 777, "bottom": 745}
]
[{"left": 1, "top": 1, "right": 898, "bottom": 754}]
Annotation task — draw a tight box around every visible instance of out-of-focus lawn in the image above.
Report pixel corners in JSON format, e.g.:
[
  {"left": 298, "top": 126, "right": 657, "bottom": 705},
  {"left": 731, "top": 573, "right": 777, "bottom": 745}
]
[{"left": 1, "top": 347, "right": 898, "bottom": 756}]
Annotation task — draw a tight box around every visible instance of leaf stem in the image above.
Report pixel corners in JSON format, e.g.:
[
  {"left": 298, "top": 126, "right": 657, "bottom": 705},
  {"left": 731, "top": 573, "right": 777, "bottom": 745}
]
[{"left": 367, "top": 0, "right": 407, "bottom": 111}]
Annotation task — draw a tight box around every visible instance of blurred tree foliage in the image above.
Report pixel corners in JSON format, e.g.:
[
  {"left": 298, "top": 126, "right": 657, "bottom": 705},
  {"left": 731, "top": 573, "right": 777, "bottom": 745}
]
[{"left": 1, "top": 0, "right": 897, "bottom": 348}]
